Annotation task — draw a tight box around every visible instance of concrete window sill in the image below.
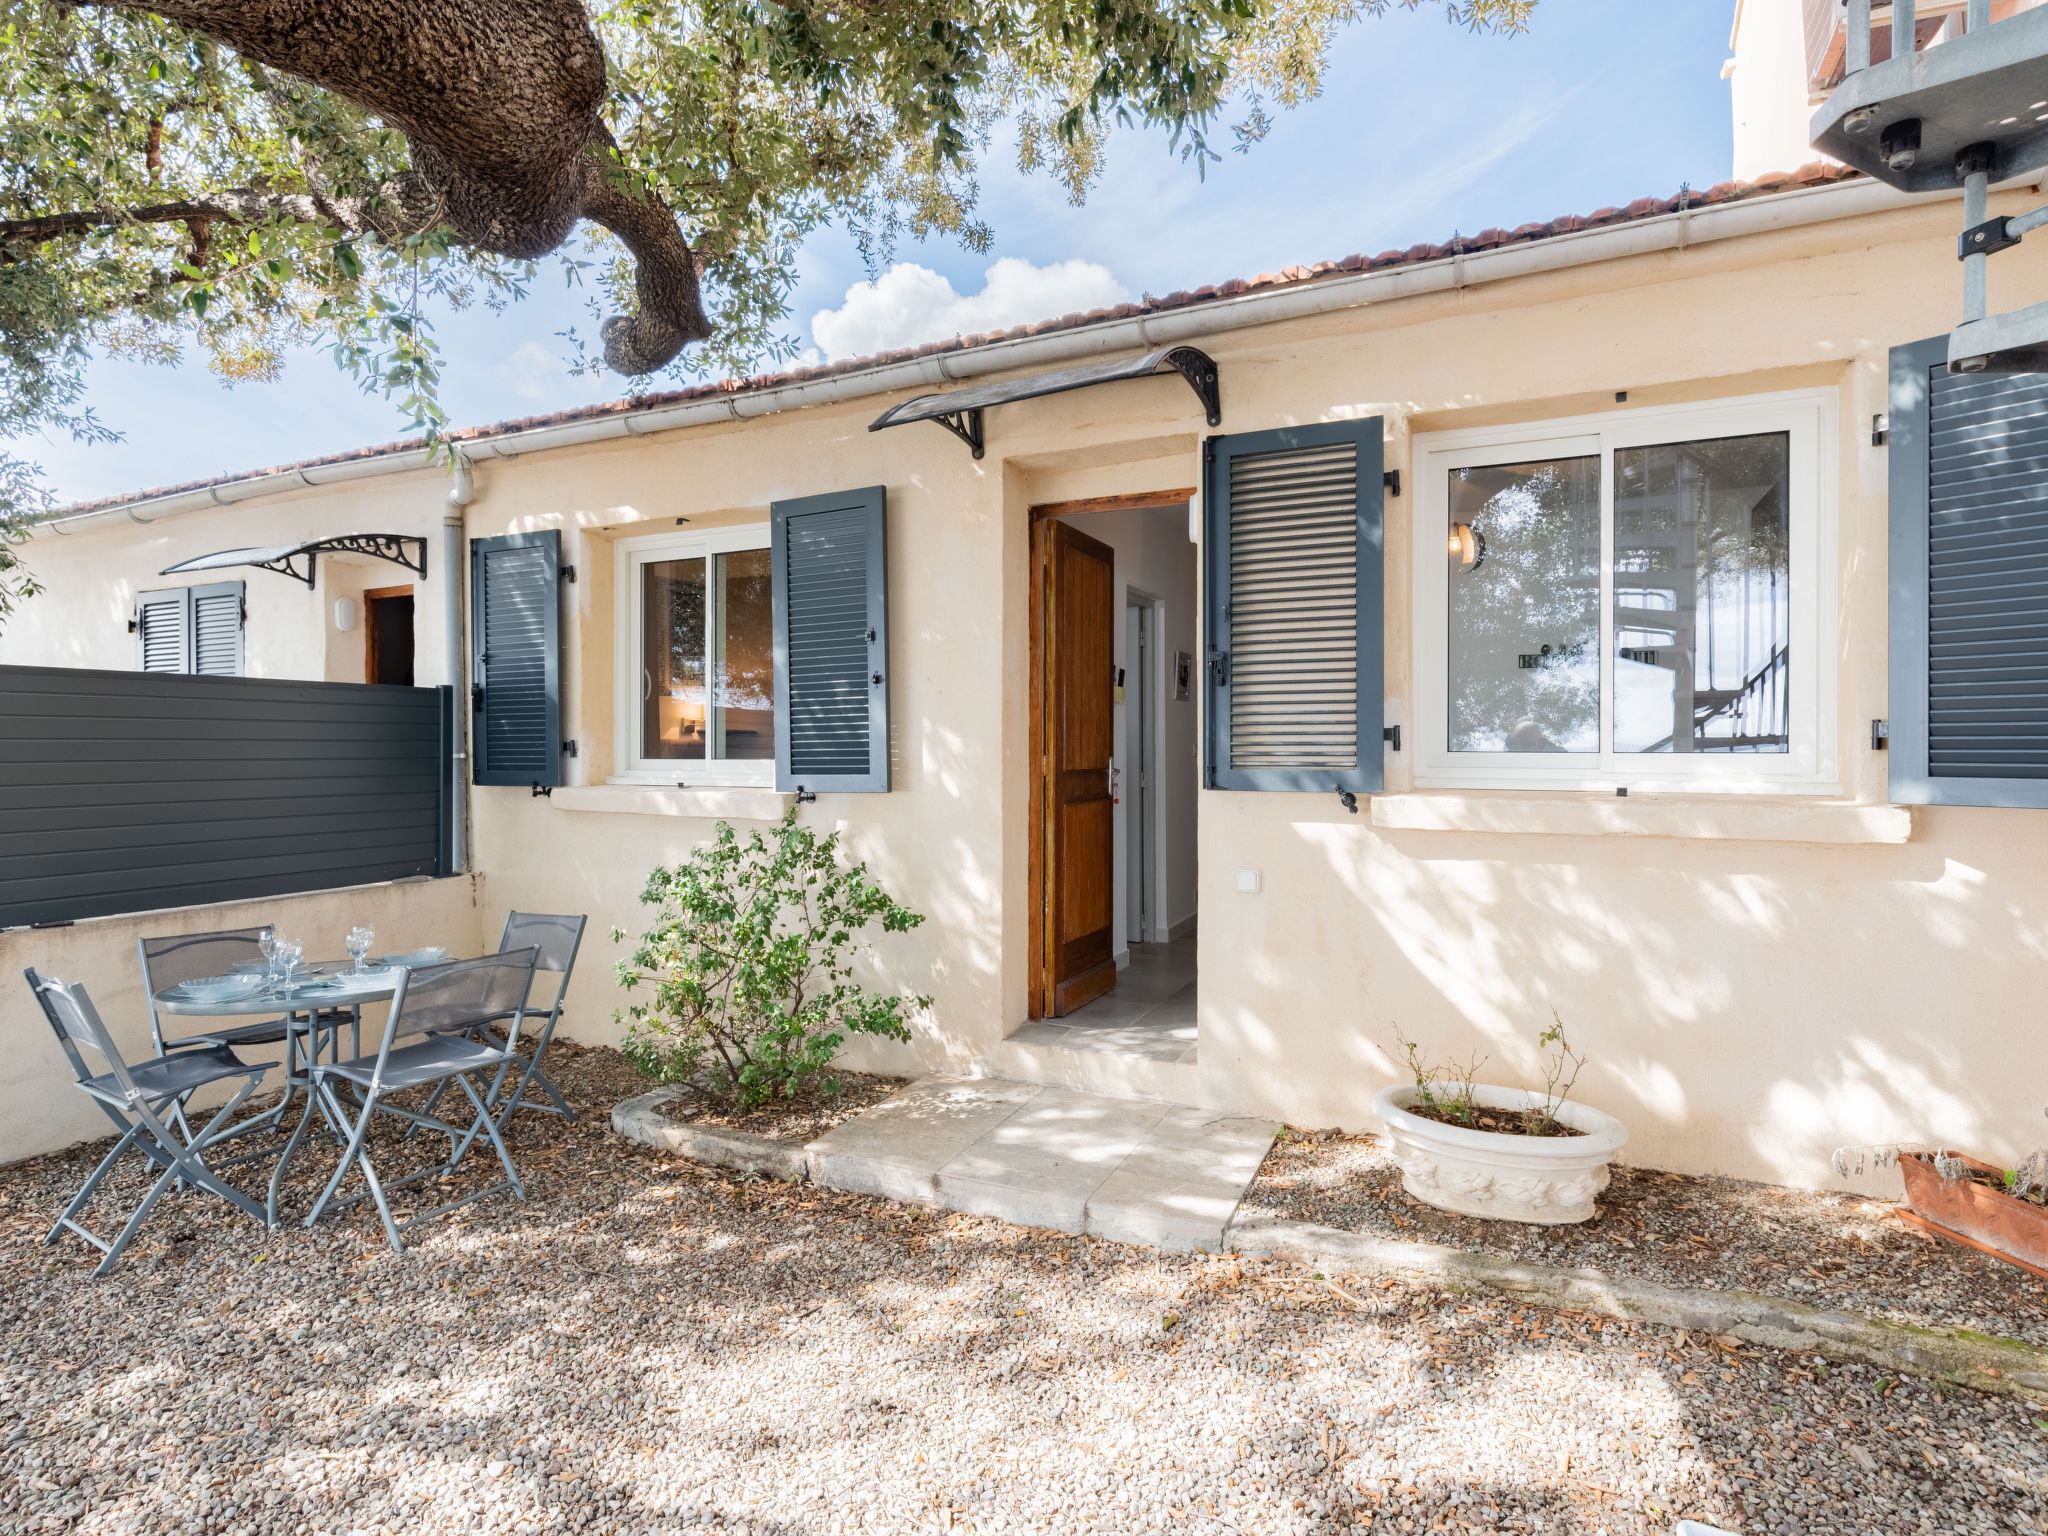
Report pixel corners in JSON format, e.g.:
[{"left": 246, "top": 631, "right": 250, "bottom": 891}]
[
  {"left": 1368, "top": 792, "right": 1913, "bottom": 846},
  {"left": 550, "top": 784, "right": 795, "bottom": 822}
]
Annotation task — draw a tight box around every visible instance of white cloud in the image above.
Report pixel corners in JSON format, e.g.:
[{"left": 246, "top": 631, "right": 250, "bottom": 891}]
[
  {"left": 501, "top": 341, "right": 565, "bottom": 404},
  {"left": 809, "top": 257, "right": 1128, "bottom": 361}
]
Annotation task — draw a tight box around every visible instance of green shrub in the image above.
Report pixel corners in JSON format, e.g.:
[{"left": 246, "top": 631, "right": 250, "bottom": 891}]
[{"left": 613, "top": 812, "right": 930, "bottom": 1106}]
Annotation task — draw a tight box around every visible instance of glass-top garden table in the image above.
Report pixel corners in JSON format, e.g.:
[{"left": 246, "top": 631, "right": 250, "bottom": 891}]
[
  {"left": 154, "top": 965, "right": 403, "bottom": 1096},
  {"left": 154, "top": 965, "right": 402, "bottom": 1217}
]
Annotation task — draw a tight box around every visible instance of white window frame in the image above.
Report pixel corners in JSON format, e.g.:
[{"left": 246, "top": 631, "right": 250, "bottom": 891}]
[
  {"left": 1411, "top": 388, "right": 1838, "bottom": 795},
  {"left": 612, "top": 523, "right": 775, "bottom": 787}
]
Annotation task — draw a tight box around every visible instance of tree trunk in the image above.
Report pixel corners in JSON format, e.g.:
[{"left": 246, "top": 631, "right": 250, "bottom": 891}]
[{"left": 82, "top": 0, "right": 711, "bottom": 373}]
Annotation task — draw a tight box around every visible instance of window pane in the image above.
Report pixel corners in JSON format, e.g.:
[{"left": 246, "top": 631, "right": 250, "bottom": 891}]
[
  {"left": 1613, "top": 433, "right": 1790, "bottom": 754},
  {"left": 1446, "top": 455, "right": 1601, "bottom": 752},
  {"left": 714, "top": 548, "right": 775, "bottom": 761},
  {"left": 642, "top": 557, "right": 706, "bottom": 761}
]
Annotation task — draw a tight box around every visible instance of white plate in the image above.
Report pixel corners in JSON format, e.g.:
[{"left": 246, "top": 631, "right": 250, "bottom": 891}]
[{"left": 173, "top": 975, "right": 268, "bottom": 1002}]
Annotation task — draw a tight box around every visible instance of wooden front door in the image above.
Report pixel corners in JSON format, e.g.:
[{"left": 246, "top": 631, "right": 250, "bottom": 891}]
[{"left": 1038, "top": 519, "right": 1117, "bottom": 1016}]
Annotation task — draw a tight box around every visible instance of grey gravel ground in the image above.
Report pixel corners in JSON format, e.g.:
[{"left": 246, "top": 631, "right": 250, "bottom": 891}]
[
  {"left": 2, "top": 1043, "right": 2044, "bottom": 1535},
  {"left": 1243, "top": 1127, "right": 2048, "bottom": 1348}
]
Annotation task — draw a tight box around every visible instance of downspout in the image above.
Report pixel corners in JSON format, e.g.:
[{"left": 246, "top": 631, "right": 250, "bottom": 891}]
[{"left": 444, "top": 452, "right": 473, "bottom": 876}]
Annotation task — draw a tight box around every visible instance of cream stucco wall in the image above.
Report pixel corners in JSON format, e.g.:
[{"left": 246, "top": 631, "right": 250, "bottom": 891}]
[
  {"left": 11, "top": 187, "right": 2048, "bottom": 1192},
  {"left": 0, "top": 877, "right": 482, "bottom": 1160},
  {"left": 1727, "top": 0, "right": 1822, "bottom": 182},
  {"left": 6, "top": 473, "right": 450, "bottom": 686}
]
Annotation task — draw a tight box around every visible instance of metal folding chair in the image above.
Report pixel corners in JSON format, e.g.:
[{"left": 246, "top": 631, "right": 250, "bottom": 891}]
[
  {"left": 291, "top": 948, "right": 539, "bottom": 1254},
  {"left": 25, "top": 967, "right": 274, "bottom": 1276},
  {"left": 138, "top": 928, "right": 292, "bottom": 1053},
  {"left": 413, "top": 911, "right": 587, "bottom": 1132}
]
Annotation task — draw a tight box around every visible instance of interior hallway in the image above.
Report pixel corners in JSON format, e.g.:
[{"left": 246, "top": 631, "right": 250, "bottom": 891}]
[{"left": 1013, "top": 934, "right": 1196, "bottom": 1064}]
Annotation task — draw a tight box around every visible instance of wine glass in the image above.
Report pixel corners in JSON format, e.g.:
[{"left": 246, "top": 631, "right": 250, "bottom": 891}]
[
  {"left": 259, "top": 930, "right": 281, "bottom": 985},
  {"left": 276, "top": 939, "right": 304, "bottom": 996},
  {"left": 346, "top": 926, "right": 374, "bottom": 974}
]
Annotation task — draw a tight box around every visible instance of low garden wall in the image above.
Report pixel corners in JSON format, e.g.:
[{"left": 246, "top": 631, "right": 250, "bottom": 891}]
[{"left": 0, "top": 874, "right": 482, "bottom": 1164}]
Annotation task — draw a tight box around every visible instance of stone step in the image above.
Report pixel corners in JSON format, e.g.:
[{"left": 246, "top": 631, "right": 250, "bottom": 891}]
[
  {"left": 985, "top": 1027, "right": 1205, "bottom": 1107},
  {"left": 805, "top": 1076, "right": 1278, "bottom": 1252}
]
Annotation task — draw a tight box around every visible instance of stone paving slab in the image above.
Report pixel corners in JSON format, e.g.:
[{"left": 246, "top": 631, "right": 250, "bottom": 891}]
[
  {"left": 802, "top": 1077, "right": 1038, "bottom": 1204},
  {"left": 804, "top": 1076, "right": 1279, "bottom": 1250}
]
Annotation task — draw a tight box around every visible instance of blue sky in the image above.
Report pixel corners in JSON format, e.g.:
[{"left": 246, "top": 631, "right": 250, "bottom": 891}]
[{"left": 20, "top": 2, "right": 1739, "bottom": 504}]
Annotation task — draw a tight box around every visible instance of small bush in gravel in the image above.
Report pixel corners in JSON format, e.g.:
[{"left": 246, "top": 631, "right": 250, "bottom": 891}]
[{"left": 615, "top": 811, "right": 930, "bottom": 1106}]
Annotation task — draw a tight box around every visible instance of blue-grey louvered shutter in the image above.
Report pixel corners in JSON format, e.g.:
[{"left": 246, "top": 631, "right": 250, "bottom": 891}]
[
  {"left": 1204, "top": 420, "right": 1385, "bottom": 792},
  {"left": 191, "top": 581, "right": 245, "bottom": 676},
  {"left": 135, "top": 587, "right": 192, "bottom": 673},
  {"left": 771, "top": 486, "right": 889, "bottom": 793},
  {"left": 470, "top": 529, "right": 562, "bottom": 789},
  {"left": 1889, "top": 336, "right": 2048, "bottom": 806}
]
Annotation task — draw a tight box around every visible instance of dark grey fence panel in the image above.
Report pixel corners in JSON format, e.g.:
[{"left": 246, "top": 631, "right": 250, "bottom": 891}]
[{"left": 0, "top": 665, "right": 452, "bottom": 927}]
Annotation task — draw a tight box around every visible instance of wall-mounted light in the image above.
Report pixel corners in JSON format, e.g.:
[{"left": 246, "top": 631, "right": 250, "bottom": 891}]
[
  {"left": 1446, "top": 521, "right": 1486, "bottom": 571},
  {"left": 333, "top": 596, "right": 358, "bottom": 632}
]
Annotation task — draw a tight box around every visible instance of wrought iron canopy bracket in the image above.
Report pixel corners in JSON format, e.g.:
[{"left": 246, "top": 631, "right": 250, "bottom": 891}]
[
  {"left": 1162, "top": 346, "right": 1222, "bottom": 427},
  {"left": 163, "top": 532, "right": 428, "bottom": 589},
  {"left": 251, "top": 550, "right": 319, "bottom": 588},
  {"left": 309, "top": 533, "right": 429, "bottom": 582},
  {"left": 868, "top": 344, "right": 1222, "bottom": 459},
  {"left": 938, "top": 408, "right": 986, "bottom": 459}
]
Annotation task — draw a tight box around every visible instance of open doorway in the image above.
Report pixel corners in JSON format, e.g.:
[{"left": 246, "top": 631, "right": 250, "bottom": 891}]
[
  {"left": 364, "top": 584, "right": 416, "bottom": 686},
  {"left": 1027, "top": 493, "right": 1199, "bottom": 1061}
]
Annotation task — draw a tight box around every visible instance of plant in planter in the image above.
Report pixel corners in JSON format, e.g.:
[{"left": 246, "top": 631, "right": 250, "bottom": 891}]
[
  {"left": 614, "top": 812, "right": 931, "bottom": 1108},
  {"left": 1372, "top": 1018, "right": 1628, "bottom": 1225},
  {"left": 1895, "top": 1136, "right": 2048, "bottom": 1278}
]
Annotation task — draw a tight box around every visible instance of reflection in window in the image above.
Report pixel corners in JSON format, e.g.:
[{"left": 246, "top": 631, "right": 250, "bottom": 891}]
[
  {"left": 641, "top": 549, "right": 777, "bottom": 763},
  {"left": 643, "top": 558, "right": 707, "bottom": 760},
  {"left": 714, "top": 549, "right": 774, "bottom": 760},
  {"left": 1613, "top": 433, "right": 1790, "bottom": 754},
  {"left": 1446, "top": 456, "right": 1601, "bottom": 752}
]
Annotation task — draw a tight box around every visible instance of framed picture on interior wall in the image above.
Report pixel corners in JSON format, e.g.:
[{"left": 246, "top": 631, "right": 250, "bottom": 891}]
[{"left": 1174, "top": 650, "right": 1193, "bottom": 700}]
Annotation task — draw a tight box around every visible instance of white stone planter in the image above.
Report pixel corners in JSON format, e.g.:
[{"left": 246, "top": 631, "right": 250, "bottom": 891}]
[{"left": 1371, "top": 1084, "right": 1628, "bottom": 1225}]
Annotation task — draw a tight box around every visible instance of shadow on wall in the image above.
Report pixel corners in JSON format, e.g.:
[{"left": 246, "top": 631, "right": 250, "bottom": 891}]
[{"left": 1209, "top": 807, "right": 2048, "bottom": 1191}]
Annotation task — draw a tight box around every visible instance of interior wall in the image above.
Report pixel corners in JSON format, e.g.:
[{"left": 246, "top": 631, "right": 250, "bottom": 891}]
[{"left": 1054, "top": 503, "right": 1200, "bottom": 955}]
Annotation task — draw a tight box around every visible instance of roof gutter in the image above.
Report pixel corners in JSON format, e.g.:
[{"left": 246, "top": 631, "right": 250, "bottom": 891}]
[{"left": 41, "top": 174, "right": 1935, "bottom": 538}]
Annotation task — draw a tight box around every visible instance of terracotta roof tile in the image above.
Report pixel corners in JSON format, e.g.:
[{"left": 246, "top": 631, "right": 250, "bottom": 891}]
[{"left": 47, "top": 161, "right": 1860, "bottom": 521}]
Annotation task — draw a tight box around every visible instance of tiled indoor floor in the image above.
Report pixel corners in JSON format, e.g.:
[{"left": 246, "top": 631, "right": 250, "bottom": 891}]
[{"left": 1009, "top": 937, "right": 1196, "bottom": 1064}]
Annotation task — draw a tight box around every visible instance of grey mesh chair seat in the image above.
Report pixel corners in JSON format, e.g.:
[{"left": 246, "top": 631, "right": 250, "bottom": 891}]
[
  {"left": 79, "top": 1043, "right": 258, "bottom": 1105},
  {"left": 319, "top": 1035, "right": 511, "bottom": 1093}
]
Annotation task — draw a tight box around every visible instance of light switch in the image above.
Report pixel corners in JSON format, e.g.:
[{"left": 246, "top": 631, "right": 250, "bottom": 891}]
[{"left": 1235, "top": 868, "right": 1262, "bottom": 895}]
